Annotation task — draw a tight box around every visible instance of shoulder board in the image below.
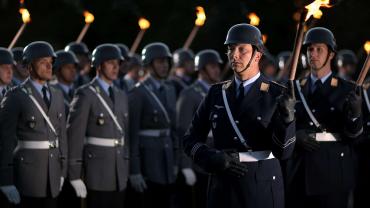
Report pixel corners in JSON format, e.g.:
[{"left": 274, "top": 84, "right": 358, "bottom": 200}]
[
  {"left": 300, "top": 78, "right": 308, "bottom": 86},
  {"left": 330, "top": 77, "right": 339, "bottom": 87},
  {"left": 260, "top": 81, "right": 270, "bottom": 92}
]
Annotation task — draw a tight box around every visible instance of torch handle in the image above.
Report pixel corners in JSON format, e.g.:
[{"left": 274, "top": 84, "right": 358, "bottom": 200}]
[
  {"left": 130, "top": 29, "right": 146, "bottom": 55},
  {"left": 356, "top": 54, "right": 370, "bottom": 86},
  {"left": 76, "top": 23, "right": 90, "bottom": 43},
  {"left": 183, "top": 26, "right": 199, "bottom": 49},
  {"left": 8, "top": 23, "right": 27, "bottom": 50},
  {"left": 289, "top": 19, "right": 306, "bottom": 81}
]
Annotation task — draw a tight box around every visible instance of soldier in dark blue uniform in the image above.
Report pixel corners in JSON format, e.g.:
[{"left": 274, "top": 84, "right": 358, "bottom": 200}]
[
  {"left": 183, "top": 23, "right": 296, "bottom": 208},
  {"left": 284, "top": 27, "right": 363, "bottom": 208}
]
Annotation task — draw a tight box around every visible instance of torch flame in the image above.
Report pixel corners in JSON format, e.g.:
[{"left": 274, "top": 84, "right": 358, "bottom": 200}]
[
  {"left": 19, "top": 8, "right": 31, "bottom": 23},
  {"left": 262, "top": 34, "right": 268, "bottom": 44},
  {"left": 138, "top": 18, "right": 150, "bottom": 30},
  {"left": 195, "top": 6, "right": 206, "bottom": 26},
  {"left": 84, "top": 11, "right": 94, "bottom": 24},
  {"left": 305, "top": 0, "right": 332, "bottom": 21},
  {"left": 364, "top": 41, "right": 370, "bottom": 55},
  {"left": 248, "top": 12, "right": 260, "bottom": 26}
]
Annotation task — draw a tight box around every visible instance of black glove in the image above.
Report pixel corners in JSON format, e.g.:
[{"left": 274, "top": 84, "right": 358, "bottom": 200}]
[
  {"left": 345, "top": 87, "right": 362, "bottom": 119},
  {"left": 296, "top": 130, "right": 320, "bottom": 152},
  {"left": 207, "top": 151, "right": 248, "bottom": 178},
  {"left": 277, "top": 80, "right": 296, "bottom": 124}
]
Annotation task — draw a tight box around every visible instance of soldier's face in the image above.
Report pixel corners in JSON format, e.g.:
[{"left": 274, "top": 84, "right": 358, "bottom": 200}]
[
  {"left": 14, "top": 62, "right": 29, "bottom": 79},
  {"left": 59, "top": 64, "right": 77, "bottom": 84},
  {"left": 183, "top": 60, "right": 195, "bottom": 75},
  {"left": 77, "top": 54, "right": 91, "bottom": 75},
  {"left": 0, "top": 64, "right": 13, "bottom": 85},
  {"left": 99, "top": 59, "right": 119, "bottom": 82},
  {"left": 227, "top": 43, "right": 260, "bottom": 73},
  {"left": 31, "top": 57, "right": 53, "bottom": 81},
  {"left": 307, "top": 43, "right": 334, "bottom": 70},
  {"left": 204, "top": 63, "right": 221, "bottom": 83},
  {"left": 152, "top": 58, "right": 169, "bottom": 79}
]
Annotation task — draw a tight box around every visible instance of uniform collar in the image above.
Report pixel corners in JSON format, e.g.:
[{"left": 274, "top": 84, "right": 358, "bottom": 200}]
[
  {"left": 96, "top": 76, "right": 113, "bottom": 95},
  {"left": 197, "top": 79, "right": 211, "bottom": 91},
  {"left": 310, "top": 71, "right": 332, "bottom": 85}
]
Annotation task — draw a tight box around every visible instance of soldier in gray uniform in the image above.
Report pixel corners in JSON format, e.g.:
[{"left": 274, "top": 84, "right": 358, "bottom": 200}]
[
  {"left": 67, "top": 44, "right": 129, "bottom": 208},
  {"left": 176, "top": 49, "right": 223, "bottom": 208},
  {"left": 0, "top": 41, "right": 68, "bottom": 208},
  {"left": 52, "top": 50, "right": 79, "bottom": 115},
  {"left": 11, "top": 47, "right": 29, "bottom": 86},
  {"left": 52, "top": 50, "right": 80, "bottom": 208},
  {"left": 65, "top": 42, "right": 91, "bottom": 87},
  {"left": 0, "top": 48, "right": 15, "bottom": 100},
  {"left": 128, "top": 42, "right": 177, "bottom": 208}
]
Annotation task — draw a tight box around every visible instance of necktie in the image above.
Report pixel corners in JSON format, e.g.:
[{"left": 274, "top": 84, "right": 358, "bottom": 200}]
[
  {"left": 42, "top": 86, "right": 50, "bottom": 108},
  {"left": 236, "top": 83, "right": 245, "bottom": 104},
  {"left": 312, "top": 80, "right": 323, "bottom": 94},
  {"left": 68, "top": 88, "right": 75, "bottom": 99},
  {"left": 158, "top": 84, "right": 167, "bottom": 106},
  {"left": 1, "top": 88, "right": 6, "bottom": 97},
  {"left": 108, "top": 86, "right": 114, "bottom": 103}
]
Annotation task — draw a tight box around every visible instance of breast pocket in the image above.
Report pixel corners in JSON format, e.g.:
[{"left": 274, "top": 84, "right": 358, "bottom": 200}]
[{"left": 209, "top": 107, "right": 227, "bottom": 131}]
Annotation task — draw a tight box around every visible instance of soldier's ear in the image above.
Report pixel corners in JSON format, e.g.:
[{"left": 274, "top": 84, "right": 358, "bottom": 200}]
[{"left": 254, "top": 51, "right": 262, "bottom": 62}]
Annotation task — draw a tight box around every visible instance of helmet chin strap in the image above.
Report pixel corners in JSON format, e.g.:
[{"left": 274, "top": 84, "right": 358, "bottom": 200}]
[
  {"left": 233, "top": 48, "right": 257, "bottom": 75},
  {"left": 315, "top": 51, "right": 331, "bottom": 71}
]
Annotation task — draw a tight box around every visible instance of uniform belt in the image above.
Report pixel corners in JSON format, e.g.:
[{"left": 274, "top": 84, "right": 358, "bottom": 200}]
[
  {"left": 17, "top": 140, "right": 59, "bottom": 149},
  {"left": 138, "top": 129, "right": 171, "bottom": 137},
  {"left": 86, "top": 137, "right": 124, "bottom": 147},
  {"left": 313, "top": 132, "right": 340, "bottom": 142},
  {"left": 237, "top": 151, "right": 275, "bottom": 162}
]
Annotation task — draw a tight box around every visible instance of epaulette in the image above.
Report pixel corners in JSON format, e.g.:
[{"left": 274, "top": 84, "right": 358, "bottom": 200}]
[
  {"left": 299, "top": 78, "right": 308, "bottom": 87},
  {"left": 260, "top": 81, "right": 270, "bottom": 92},
  {"left": 363, "top": 82, "right": 370, "bottom": 90},
  {"left": 330, "top": 77, "right": 339, "bottom": 87},
  {"left": 219, "top": 80, "right": 232, "bottom": 89}
]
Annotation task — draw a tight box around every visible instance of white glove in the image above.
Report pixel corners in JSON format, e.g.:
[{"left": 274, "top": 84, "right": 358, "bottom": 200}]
[
  {"left": 60, "top": 177, "right": 65, "bottom": 191},
  {"left": 0, "top": 185, "right": 20, "bottom": 204},
  {"left": 129, "top": 174, "right": 147, "bottom": 193},
  {"left": 182, "top": 168, "right": 197, "bottom": 186},
  {"left": 70, "top": 179, "right": 87, "bottom": 198}
]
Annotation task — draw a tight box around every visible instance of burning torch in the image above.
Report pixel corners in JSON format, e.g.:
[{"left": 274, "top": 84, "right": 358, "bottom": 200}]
[
  {"left": 76, "top": 10, "right": 94, "bottom": 43},
  {"left": 356, "top": 41, "right": 370, "bottom": 86},
  {"left": 183, "top": 6, "right": 206, "bottom": 49},
  {"left": 288, "top": 0, "right": 331, "bottom": 81},
  {"left": 129, "top": 17, "right": 150, "bottom": 55},
  {"left": 8, "top": 5, "right": 31, "bottom": 49}
]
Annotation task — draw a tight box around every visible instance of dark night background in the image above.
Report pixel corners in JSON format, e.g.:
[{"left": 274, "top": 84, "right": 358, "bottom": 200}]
[{"left": 0, "top": 0, "right": 369, "bottom": 64}]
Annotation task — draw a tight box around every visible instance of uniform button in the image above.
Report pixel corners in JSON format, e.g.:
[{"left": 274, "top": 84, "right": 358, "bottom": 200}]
[
  {"left": 20, "top": 157, "right": 24, "bottom": 161},
  {"left": 213, "top": 114, "right": 218, "bottom": 118},
  {"left": 233, "top": 137, "right": 238, "bottom": 140},
  {"left": 88, "top": 154, "right": 92, "bottom": 158},
  {"left": 312, "top": 109, "right": 316, "bottom": 113},
  {"left": 367, "top": 122, "right": 370, "bottom": 126},
  {"left": 340, "top": 152, "right": 344, "bottom": 157},
  {"left": 164, "top": 144, "right": 169, "bottom": 148},
  {"left": 330, "top": 107, "right": 335, "bottom": 111},
  {"left": 272, "top": 176, "right": 276, "bottom": 180},
  {"left": 257, "top": 116, "right": 261, "bottom": 121},
  {"left": 309, "top": 122, "right": 314, "bottom": 126},
  {"left": 235, "top": 120, "right": 239, "bottom": 124},
  {"left": 31, "top": 116, "right": 35, "bottom": 120},
  {"left": 50, "top": 153, "right": 53, "bottom": 158}
]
